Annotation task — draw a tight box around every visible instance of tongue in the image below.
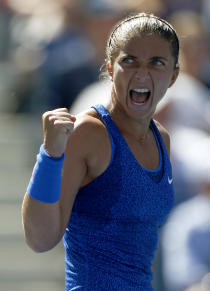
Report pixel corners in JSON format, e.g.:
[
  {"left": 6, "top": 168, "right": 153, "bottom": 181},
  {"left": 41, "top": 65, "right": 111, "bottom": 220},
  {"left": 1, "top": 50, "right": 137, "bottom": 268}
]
[{"left": 130, "top": 91, "right": 148, "bottom": 104}]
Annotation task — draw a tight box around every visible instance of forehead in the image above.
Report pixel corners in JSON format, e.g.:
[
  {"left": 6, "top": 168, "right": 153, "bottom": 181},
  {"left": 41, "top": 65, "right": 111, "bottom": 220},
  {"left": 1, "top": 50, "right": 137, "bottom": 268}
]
[{"left": 120, "top": 34, "right": 172, "bottom": 57}]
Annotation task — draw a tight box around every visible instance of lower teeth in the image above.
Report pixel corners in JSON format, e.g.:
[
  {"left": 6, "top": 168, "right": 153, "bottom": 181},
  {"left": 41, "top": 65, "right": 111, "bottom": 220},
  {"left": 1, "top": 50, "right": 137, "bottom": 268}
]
[{"left": 130, "top": 90, "right": 150, "bottom": 105}]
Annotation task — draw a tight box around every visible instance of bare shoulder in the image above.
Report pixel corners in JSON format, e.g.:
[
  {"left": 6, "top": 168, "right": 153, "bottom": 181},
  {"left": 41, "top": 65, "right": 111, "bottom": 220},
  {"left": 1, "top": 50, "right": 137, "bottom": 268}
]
[
  {"left": 65, "top": 108, "right": 111, "bottom": 170},
  {"left": 71, "top": 108, "right": 107, "bottom": 145},
  {"left": 64, "top": 108, "right": 111, "bottom": 187},
  {"left": 153, "top": 119, "right": 170, "bottom": 156}
]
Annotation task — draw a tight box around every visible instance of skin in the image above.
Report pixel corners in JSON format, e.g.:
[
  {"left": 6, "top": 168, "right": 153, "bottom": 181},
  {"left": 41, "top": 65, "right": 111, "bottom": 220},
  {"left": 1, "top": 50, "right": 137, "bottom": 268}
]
[
  {"left": 22, "top": 33, "right": 179, "bottom": 252},
  {"left": 107, "top": 34, "right": 179, "bottom": 128}
]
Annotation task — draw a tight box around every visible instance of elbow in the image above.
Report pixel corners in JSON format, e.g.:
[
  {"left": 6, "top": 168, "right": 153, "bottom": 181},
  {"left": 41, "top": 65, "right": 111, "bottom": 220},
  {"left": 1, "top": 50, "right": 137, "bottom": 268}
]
[
  {"left": 23, "top": 224, "right": 60, "bottom": 253},
  {"left": 24, "top": 235, "right": 57, "bottom": 253}
]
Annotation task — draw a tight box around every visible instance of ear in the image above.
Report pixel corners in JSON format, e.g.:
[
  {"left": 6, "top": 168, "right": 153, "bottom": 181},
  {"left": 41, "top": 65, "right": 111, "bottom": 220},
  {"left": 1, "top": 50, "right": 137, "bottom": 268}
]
[
  {"left": 106, "top": 63, "right": 113, "bottom": 80},
  {"left": 169, "top": 66, "right": 179, "bottom": 88}
]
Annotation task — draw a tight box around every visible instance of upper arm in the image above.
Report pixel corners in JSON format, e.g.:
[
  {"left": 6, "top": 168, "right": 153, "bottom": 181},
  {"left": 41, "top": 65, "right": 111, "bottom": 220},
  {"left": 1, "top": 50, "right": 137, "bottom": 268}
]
[
  {"left": 58, "top": 115, "right": 108, "bottom": 234},
  {"left": 59, "top": 119, "right": 90, "bottom": 233}
]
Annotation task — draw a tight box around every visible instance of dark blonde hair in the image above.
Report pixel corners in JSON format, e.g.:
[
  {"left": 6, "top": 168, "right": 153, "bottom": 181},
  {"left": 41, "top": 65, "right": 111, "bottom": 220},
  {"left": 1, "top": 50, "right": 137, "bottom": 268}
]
[{"left": 105, "top": 12, "right": 179, "bottom": 69}]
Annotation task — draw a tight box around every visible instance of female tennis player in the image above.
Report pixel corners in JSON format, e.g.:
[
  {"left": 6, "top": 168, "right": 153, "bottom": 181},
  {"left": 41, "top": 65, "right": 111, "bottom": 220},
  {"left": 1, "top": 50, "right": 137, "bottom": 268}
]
[{"left": 22, "top": 12, "right": 179, "bottom": 290}]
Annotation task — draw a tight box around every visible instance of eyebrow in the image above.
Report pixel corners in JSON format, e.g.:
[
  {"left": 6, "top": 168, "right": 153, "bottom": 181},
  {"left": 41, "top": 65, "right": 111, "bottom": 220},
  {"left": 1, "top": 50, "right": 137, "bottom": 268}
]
[
  {"left": 121, "top": 53, "right": 137, "bottom": 58},
  {"left": 151, "top": 56, "right": 168, "bottom": 61},
  {"left": 120, "top": 53, "right": 168, "bottom": 61}
]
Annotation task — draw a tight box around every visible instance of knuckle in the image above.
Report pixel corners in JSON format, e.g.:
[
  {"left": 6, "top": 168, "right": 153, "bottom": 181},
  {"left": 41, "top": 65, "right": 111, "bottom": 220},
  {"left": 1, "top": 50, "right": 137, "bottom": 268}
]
[
  {"left": 48, "top": 115, "right": 56, "bottom": 122},
  {"left": 42, "top": 111, "right": 52, "bottom": 120}
]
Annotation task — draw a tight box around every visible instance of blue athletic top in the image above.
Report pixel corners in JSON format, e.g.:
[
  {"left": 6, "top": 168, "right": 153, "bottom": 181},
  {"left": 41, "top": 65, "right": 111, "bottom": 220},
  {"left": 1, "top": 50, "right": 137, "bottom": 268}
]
[{"left": 63, "top": 104, "right": 174, "bottom": 291}]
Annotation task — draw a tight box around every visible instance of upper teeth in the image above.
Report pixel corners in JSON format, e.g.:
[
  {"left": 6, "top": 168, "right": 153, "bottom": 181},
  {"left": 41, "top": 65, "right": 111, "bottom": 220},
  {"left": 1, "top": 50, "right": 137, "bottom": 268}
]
[{"left": 133, "top": 88, "right": 150, "bottom": 93}]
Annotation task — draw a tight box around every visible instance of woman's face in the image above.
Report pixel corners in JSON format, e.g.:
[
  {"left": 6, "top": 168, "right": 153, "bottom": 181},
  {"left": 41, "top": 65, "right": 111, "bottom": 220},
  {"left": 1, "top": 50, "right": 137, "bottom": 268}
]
[{"left": 108, "top": 33, "right": 179, "bottom": 120}]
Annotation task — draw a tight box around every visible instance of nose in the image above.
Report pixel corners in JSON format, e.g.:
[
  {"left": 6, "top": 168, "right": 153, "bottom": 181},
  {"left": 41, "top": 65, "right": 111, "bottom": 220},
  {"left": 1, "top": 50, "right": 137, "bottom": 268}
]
[{"left": 134, "top": 65, "right": 150, "bottom": 82}]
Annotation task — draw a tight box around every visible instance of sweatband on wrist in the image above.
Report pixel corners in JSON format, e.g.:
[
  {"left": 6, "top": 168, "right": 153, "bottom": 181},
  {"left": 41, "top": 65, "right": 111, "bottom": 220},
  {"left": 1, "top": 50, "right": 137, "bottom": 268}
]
[{"left": 27, "top": 144, "right": 65, "bottom": 203}]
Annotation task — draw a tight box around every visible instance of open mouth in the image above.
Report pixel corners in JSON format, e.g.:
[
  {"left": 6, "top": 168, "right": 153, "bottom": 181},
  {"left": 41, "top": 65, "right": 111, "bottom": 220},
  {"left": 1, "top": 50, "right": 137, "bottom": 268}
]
[{"left": 129, "top": 88, "right": 151, "bottom": 106}]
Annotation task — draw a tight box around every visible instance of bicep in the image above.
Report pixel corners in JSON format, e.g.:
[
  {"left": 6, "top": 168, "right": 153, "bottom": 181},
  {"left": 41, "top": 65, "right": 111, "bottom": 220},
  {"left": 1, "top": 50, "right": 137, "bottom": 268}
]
[
  {"left": 58, "top": 115, "right": 108, "bottom": 235},
  {"left": 59, "top": 136, "right": 88, "bottom": 235}
]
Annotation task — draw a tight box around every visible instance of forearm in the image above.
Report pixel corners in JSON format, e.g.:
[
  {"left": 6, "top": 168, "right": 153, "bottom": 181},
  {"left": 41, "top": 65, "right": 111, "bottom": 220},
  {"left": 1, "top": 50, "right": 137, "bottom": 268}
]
[
  {"left": 22, "top": 143, "right": 65, "bottom": 252},
  {"left": 21, "top": 109, "right": 85, "bottom": 252},
  {"left": 22, "top": 193, "right": 63, "bottom": 252}
]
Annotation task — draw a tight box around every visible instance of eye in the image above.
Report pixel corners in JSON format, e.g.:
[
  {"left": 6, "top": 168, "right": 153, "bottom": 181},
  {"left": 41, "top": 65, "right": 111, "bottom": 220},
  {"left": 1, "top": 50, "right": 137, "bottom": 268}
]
[
  {"left": 151, "top": 58, "right": 165, "bottom": 66},
  {"left": 122, "top": 57, "right": 134, "bottom": 64}
]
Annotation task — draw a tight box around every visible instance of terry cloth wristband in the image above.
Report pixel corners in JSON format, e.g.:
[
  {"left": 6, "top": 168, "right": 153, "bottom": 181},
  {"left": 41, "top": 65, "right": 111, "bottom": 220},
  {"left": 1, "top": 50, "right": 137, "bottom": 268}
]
[{"left": 27, "top": 144, "right": 65, "bottom": 203}]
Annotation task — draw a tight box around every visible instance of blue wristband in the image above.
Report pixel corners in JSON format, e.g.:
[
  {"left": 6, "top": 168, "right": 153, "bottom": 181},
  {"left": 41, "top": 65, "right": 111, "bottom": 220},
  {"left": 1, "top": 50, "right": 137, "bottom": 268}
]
[{"left": 27, "top": 144, "right": 65, "bottom": 203}]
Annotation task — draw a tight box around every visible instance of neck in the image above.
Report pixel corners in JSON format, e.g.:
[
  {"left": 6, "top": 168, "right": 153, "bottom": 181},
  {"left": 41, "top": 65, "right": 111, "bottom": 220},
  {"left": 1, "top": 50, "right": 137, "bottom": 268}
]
[{"left": 106, "top": 102, "right": 152, "bottom": 142}]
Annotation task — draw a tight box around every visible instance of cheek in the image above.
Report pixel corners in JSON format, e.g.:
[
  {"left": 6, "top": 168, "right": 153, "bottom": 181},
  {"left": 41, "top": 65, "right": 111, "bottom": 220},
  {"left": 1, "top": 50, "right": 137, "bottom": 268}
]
[
  {"left": 154, "top": 76, "right": 173, "bottom": 101},
  {"left": 113, "top": 66, "right": 129, "bottom": 91},
  {"left": 155, "top": 72, "right": 173, "bottom": 90}
]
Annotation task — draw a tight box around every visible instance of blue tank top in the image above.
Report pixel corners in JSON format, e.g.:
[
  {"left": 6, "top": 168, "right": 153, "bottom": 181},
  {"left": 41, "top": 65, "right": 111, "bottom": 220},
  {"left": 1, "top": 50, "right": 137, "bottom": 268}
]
[{"left": 63, "top": 104, "right": 174, "bottom": 291}]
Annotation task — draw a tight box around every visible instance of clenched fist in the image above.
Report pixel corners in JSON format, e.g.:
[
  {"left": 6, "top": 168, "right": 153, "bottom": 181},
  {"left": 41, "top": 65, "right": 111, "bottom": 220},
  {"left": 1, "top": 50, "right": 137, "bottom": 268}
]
[{"left": 42, "top": 108, "right": 76, "bottom": 158}]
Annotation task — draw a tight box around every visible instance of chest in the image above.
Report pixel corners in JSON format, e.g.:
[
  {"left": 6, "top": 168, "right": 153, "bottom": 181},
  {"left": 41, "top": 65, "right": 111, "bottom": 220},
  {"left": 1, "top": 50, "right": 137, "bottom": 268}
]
[
  {"left": 85, "top": 126, "right": 161, "bottom": 187},
  {"left": 123, "top": 130, "right": 160, "bottom": 170},
  {"left": 76, "top": 149, "right": 174, "bottom": 228},
  {"left": 78, "top": 132, "right": 173, "bottom": 222}
]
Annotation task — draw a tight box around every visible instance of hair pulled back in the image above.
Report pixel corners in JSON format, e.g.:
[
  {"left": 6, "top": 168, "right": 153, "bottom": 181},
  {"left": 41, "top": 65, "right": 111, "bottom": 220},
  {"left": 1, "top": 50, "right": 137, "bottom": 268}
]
[{"left": 105, "top": 12, "right": 179, "bottom": 69}]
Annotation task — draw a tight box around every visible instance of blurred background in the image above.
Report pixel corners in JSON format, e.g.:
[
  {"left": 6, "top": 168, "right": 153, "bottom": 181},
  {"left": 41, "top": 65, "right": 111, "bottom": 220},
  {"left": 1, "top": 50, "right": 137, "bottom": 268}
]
[{"left": 0, "top": 0, "right": 210, "bottom": 290}]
